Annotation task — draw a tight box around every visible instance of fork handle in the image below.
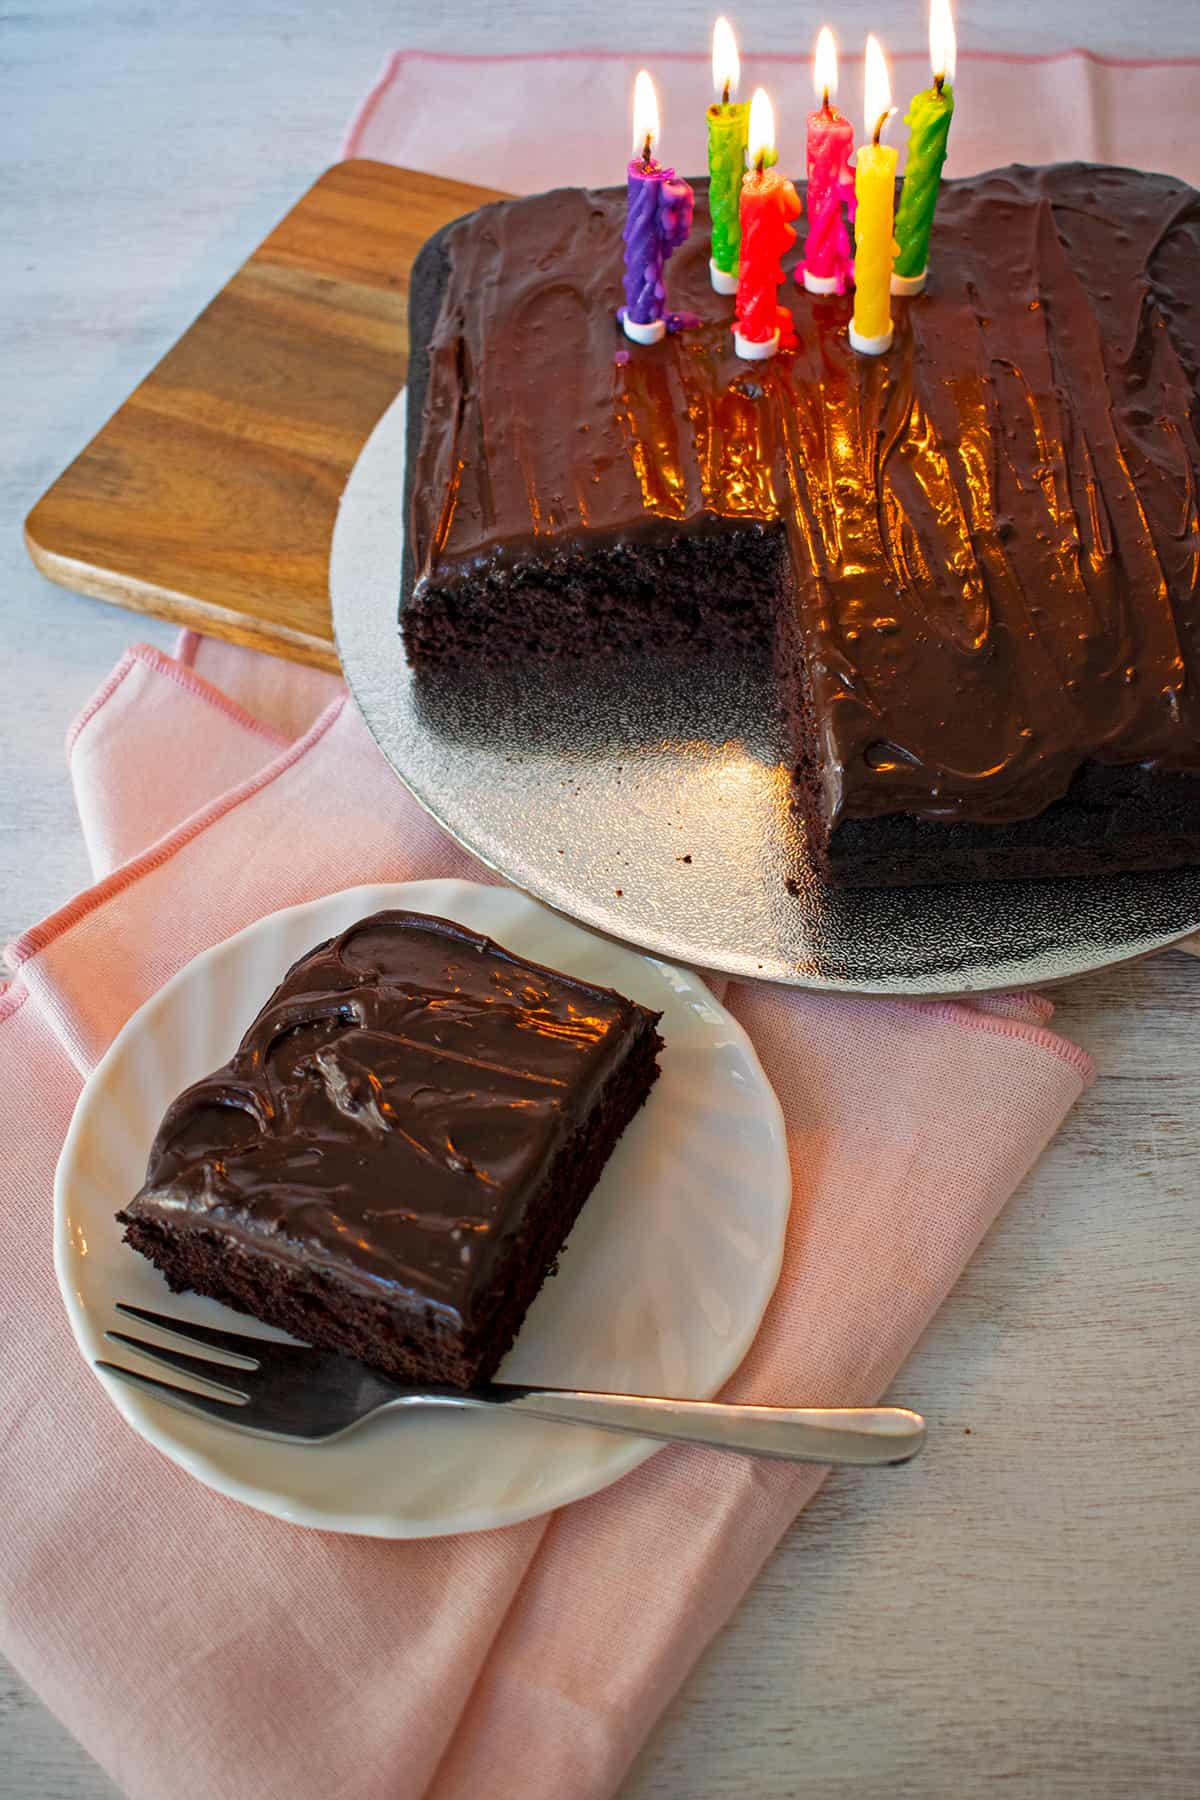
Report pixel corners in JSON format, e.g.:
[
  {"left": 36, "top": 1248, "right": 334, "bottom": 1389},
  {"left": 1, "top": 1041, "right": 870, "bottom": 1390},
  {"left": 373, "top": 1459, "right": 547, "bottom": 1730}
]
[{"left": 462, "top": 1388, "right": 925, "bottom": 1466}]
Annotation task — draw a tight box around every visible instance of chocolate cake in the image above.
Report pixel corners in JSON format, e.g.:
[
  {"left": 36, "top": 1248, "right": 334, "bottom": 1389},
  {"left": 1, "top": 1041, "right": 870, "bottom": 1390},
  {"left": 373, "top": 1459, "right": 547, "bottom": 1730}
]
[
  {"left": 400, "top": 165, "right": 1200, "bottom": 887},
  {"left": 118, "top": 911, "right": 662, "bottom": 1387}
]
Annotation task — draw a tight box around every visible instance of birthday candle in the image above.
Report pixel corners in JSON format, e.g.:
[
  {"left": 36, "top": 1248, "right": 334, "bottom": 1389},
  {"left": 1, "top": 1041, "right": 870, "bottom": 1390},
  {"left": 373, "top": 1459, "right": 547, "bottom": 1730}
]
[
  {"left": 733, "top": 89, "right": 802, "bottom": 361},
  {"left": 849, "top": 37, "right": 898, "bottom": 357},
  {"left": 893, "top": 0, "right": 957, "bottom": 293},
  {"left": 620, "top": 71, "right": 696, "bottom": 345},
  {"left": 706, "top": 17, "right": 750, "bottom": 294},
  {"left": 799, "top": 26, "right": 856, "bottom": 297}
]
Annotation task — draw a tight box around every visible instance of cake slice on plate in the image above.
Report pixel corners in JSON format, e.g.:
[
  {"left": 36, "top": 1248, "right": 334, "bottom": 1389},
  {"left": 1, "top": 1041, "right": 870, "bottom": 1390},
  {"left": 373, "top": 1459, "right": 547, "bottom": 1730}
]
[{"left": 119, "top": 911, "right": 662, "bottom": 1388}]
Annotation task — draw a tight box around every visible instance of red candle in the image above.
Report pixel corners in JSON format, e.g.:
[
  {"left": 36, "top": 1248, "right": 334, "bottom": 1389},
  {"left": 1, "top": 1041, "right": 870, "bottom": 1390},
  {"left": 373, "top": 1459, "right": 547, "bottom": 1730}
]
[
  {"left": 799, "top": 27, "right": 856, "bottom": 296},
  {"left": 733, "top": 90, "right": 802, "bottom": 361}
]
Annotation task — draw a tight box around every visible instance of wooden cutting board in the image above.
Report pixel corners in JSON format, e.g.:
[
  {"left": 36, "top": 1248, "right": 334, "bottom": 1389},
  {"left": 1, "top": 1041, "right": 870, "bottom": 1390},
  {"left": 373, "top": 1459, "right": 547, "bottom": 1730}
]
[{"left": 23, "top": 160, "right": 506, "bottom": 673}]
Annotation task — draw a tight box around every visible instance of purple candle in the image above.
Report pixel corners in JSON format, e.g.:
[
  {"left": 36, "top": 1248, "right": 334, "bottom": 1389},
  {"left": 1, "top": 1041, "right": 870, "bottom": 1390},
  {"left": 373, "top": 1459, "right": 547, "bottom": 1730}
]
[{"left": 620, "top": 70, "right": 695, "bottom": 345}]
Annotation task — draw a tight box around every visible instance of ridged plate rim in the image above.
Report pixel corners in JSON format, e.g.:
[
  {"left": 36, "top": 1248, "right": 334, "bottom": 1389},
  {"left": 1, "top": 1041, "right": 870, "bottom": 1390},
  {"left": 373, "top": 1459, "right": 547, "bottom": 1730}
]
[{"left": 55, "top": 880, "right": 790, "bottom": 1538}]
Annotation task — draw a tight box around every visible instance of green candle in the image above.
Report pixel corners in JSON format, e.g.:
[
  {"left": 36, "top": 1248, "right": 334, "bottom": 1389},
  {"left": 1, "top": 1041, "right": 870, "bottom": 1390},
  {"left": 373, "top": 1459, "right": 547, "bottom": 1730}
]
[
  {"left": 893, "top": 79, "right": 954, "bottom": 283},
  {"left": 893, "top": 0, "right": 957, "bottom": 292},
  {"left": 707, "top": 17, "right": 749, "bottom": 293}
]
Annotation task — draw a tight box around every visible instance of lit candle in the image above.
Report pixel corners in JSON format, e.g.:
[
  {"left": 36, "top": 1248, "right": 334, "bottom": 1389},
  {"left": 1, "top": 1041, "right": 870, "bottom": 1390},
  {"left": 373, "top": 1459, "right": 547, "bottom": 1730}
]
[
  {"left": 799, "top": 26, "right": 856, "bottom": 297},
  {"left": 733, "top": 88, "right": 802, "bottom": 361},
  {"left": 620, "top": 70, "right": 696, "bottom": 346},
  {"left": 849, "top": 37, "right": 898, "bottom": 357},
  {"left": 706, "top": 17, "right": 750, "bottom": 294},
  {"left": 892, "top": 0, "right": 957, "bottom": 294}
]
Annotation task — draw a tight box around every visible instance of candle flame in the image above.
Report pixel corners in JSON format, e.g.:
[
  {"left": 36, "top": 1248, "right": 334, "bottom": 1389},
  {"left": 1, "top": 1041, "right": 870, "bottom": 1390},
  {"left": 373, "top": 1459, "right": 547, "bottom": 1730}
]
[
  {"left": 930, "top": 0, "right": 956, "bottom": 84},
  {"left": 863, "top": 35, "right": 895, "bottom": 142},
  {"left": 747, "top": 87, "right": 775, "bottom": 170},
  {"left": 712, "top": 16, "right": 740, "bottom": 102},
  {"left": 813, "top": 26, "right": 838, "bottom": 104},
  {"left": 632, "top": 68, "right": 660, "bottom": 160}
]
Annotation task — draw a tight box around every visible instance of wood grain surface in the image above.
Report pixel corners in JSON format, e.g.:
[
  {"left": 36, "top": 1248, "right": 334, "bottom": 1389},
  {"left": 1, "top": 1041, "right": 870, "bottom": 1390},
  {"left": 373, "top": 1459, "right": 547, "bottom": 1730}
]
[{"left": 24, "top": 160, "right": 505, "bottom": 671}]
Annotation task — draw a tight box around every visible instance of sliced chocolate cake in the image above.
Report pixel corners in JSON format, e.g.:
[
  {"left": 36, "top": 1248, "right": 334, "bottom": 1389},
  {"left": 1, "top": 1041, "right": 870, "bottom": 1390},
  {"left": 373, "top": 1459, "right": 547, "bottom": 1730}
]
[
  {"left": 118, "top": 911, "right": 662, "bottom": 1388},
  {"left": 400, "top": 165, "right": 1200, "bottom": 887}
]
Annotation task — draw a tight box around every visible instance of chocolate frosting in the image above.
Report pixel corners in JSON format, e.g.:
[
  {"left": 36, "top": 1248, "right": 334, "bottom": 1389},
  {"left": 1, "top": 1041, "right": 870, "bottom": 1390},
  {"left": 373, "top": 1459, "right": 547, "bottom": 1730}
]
[
  {"left": 409, "top": 166, "right": 1200, "bottom": 824},
  {"left": 126, "top": 912, "right": 649, "bottom": 1325}
]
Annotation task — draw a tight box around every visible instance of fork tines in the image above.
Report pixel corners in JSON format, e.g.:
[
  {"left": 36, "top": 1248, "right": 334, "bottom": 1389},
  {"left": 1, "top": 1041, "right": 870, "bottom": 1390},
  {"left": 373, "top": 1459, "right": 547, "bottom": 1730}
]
[
  {"left": 99, "top": 1304, "right": 271, "bottom": 1425},
  {"left": 98, "top": 1303, "right": 341, "bottom": 1441},
  {"left": 114, "top": 1302, "right": 265, "bottom": 1364}
]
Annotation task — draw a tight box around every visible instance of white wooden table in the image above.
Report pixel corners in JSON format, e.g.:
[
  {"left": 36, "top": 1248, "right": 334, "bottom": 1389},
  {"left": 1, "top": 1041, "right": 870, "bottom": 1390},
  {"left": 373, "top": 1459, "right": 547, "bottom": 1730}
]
[{"left": 3, "top": 5, "right": 1198, "bottom": 1797}]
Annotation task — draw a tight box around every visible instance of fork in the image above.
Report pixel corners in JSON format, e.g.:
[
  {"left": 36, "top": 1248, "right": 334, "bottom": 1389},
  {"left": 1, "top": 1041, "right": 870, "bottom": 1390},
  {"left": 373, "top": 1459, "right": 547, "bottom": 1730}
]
[{"left": 98, "top": 1304, "right": 926, "bottom": 1467}]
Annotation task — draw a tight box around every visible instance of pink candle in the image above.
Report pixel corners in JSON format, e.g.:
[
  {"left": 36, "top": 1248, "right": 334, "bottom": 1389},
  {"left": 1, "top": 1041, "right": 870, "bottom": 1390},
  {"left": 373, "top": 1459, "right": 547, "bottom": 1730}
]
[{"left": 799, "top": 28, "right": 856, "bottom": 297}]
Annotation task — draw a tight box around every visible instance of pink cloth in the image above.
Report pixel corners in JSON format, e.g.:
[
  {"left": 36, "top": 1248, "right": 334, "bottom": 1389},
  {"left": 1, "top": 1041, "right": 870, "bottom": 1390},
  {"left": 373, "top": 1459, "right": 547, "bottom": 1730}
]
[
  {"left": 1, "top": 633, "right": 1095, "bottom": 1800},
  {"left": 345, "top": 49, "right": 1200, "bottom": 193}
]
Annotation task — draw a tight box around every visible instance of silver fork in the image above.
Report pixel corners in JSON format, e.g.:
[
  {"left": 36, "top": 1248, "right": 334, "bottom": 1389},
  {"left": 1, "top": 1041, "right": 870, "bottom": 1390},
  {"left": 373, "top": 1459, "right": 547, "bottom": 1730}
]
[{"left": 99, "top": 1304, "right": 926, "bottom": 1467}]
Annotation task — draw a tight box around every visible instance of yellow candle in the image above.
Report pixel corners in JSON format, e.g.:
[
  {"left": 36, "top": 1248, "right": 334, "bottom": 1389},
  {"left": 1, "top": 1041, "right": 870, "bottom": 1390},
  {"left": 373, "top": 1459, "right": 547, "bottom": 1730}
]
[{"left": 850, "top": 36, "right": 898, "bottom": 356}]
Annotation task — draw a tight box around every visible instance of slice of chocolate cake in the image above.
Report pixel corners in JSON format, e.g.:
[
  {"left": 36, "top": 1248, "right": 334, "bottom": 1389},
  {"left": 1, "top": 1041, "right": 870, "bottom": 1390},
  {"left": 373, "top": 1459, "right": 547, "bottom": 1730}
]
[
  {"left": 400, "top": 165, "right": 1200, "bottom": 888},
  {"left": 118, "top": 911, "right": 662, "bottom": 1388}
]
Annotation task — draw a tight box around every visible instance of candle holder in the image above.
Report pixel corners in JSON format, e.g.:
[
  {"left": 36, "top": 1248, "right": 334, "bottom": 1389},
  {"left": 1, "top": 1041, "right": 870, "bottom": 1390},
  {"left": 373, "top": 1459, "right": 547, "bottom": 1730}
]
[
  {"left": 733, "top": 328, "right": 780, "bottom": 361},
  {"left": 802, "top": 269, "right": 843, "bottom": 295},
  {"left": 890, "top": 268, "right": 927, "bottom": 295},
  {"left": 709, "top": 259, "right": 739, "bottom": 295},
  {"left": 622, "top": 315, "right": 668, "bottom": 345},
  {"left": 848, "top": 322, "right": 893, "bottom": 355}
]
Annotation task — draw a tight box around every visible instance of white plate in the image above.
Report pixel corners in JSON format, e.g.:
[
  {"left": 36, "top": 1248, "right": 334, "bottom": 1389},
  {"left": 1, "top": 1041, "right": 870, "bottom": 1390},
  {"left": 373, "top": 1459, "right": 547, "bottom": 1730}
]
[{"left": 56, "top": 880, "right": 790, "bottom": 1538}]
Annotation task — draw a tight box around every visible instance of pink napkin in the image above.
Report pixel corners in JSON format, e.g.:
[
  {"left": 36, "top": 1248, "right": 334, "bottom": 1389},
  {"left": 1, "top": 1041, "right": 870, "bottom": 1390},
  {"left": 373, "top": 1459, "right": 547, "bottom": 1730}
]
[
  {"left": 1, "top": 630, "right": 1095, "bottom": 1800},
  {"left": 345, "top": 48, "right": 1200, "bottom": 192}
]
